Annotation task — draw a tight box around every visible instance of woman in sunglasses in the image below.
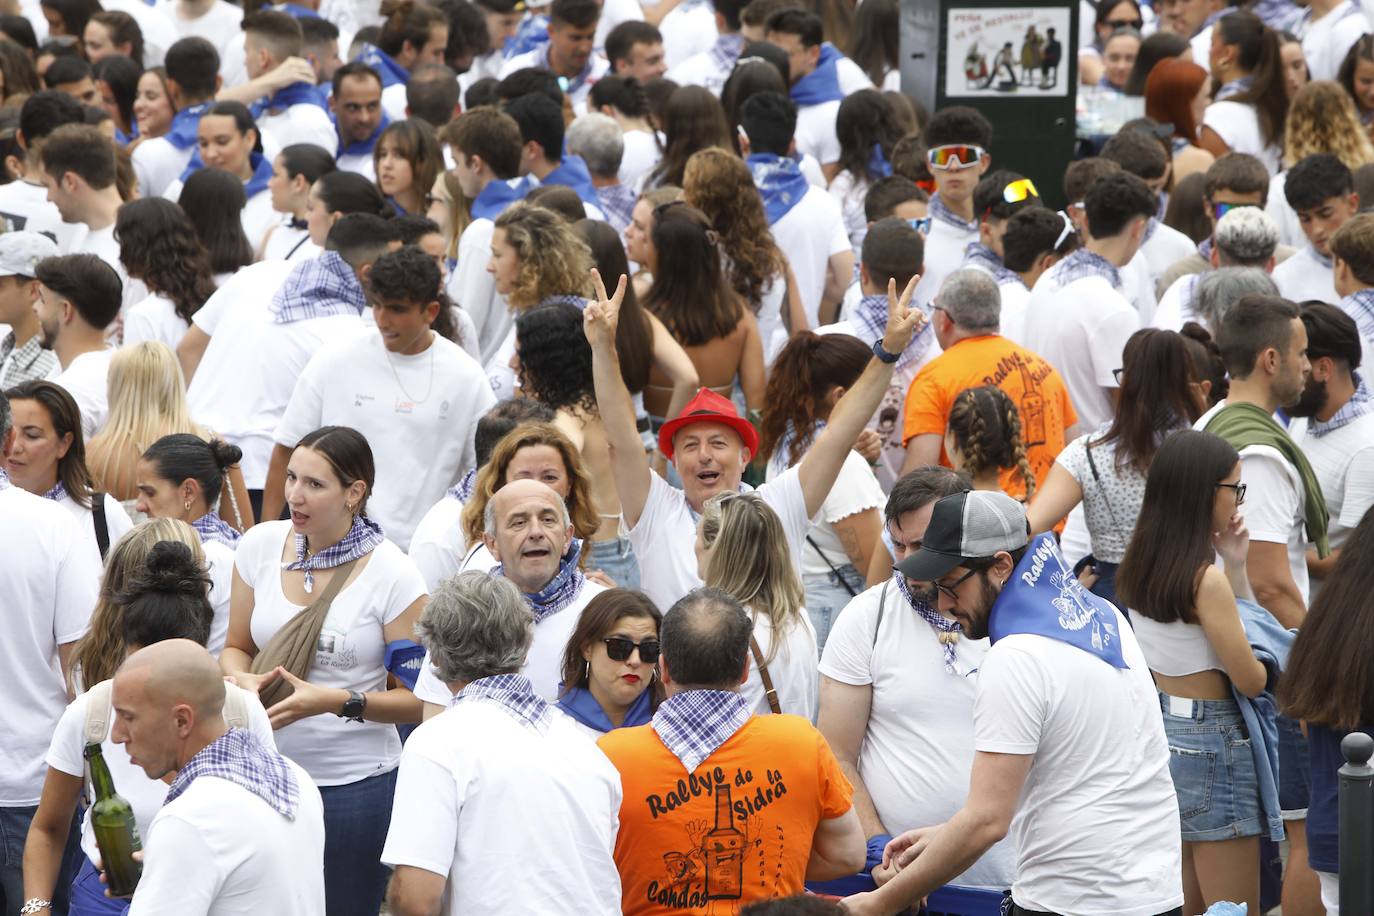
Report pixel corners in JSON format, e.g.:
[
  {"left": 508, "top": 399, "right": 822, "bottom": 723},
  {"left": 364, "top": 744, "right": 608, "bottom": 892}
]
[
  {"left": 1115, "top": 429, "right": 1268, "bottom": 916},
  {"left": 556, "top": 589, "right": 663, "bottom": 736},
  {"left": 1078, "top": 0, "right": 1144, "bottom": 86}
]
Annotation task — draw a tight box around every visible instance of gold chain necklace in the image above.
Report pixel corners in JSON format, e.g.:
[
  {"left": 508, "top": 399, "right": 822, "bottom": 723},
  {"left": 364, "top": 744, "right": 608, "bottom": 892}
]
[{"left": 384, "top": 337, "right": 436, "bottom": 405}]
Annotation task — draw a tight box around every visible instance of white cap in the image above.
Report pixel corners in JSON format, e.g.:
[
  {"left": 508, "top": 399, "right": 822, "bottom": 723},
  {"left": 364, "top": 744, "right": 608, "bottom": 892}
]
[{"left": 0, "top": 231, "right": 58, "bottom": 278}]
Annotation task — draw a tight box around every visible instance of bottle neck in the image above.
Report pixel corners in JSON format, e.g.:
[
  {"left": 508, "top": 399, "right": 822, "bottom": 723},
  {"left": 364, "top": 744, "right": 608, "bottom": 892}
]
[{"left": 86, "top": 743, "right": 117, "bottom": 798}]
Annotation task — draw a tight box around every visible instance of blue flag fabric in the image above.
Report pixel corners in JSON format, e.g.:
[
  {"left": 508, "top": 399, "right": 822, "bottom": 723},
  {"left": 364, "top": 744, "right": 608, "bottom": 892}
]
[
  {"left": 747, "top": 153, "right": 810, "bottom": 224},
  {"left": 989, "top": 533, "right": 1128, "bottom": 668},
  {"left": 357, "top": 43, "right": 409, "bottom": 88},
  {"left": 791, "top": 42, "right": 846, "bottom": 106}
]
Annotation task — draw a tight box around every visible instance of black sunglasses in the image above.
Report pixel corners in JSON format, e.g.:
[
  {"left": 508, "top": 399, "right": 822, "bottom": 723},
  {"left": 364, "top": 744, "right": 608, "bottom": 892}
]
[
  {"left": 1106, "top": 17, "right": 1143, "bottom": 28},
  {"left": 934, "top": 568, "right": 978, "bottom": 602},
  {"left": 603, "top": 636, "right": 660, "bottom": 664}
]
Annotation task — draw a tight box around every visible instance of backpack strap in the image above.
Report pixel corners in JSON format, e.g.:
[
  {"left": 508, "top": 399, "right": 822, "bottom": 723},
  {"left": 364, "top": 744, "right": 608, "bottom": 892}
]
[
  {"left": 83, "top": 679, "right": 114, "bottom": 745},
  {"left": 872, "top": 579, "right": 891, "bottom": 649},
  {"left": 222, "top": 683, "right": 249, "bottom": 729},
  {"left": 91, "top": 492, "right": 110, "bottom": 560}
]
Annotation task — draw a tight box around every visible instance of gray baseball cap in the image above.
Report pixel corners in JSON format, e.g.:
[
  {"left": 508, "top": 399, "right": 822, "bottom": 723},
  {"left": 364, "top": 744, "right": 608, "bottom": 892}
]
[
  {"left": 0, "top": 231, "right": 58, "bottom": 279},
  {"left": 896, "top": 489, "right": 1029, "bottom": 582}
]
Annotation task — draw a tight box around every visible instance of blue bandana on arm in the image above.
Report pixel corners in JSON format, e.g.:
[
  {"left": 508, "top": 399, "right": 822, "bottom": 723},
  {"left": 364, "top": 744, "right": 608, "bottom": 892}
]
[
  {"left": 790, "top": 43, "right": 845, "bottom": 106},
  {"left": 989, "top": 533, "right": 1128, "bottom": 668},
  {"left": 336, "top": 112, "right": 392, "bottom": 159},
  {"left": 252, "top": 81, "right": 327, "bottom": 119},
  {"left": 470, "top": 175, "right": 535, "bottom": 220},
  {"left": 385, "top": 640, "right": 425, "bottom": 689},
  {"left": 557, "top": 685, "right": 654, "bottom": 733},
  {"left": 357, "top": 43, "right": 409, "bottom": 88},
  {"left": 541, "top": 155, "right": 602, "bottom": 208},
  {"left": 747, "top": 153, "right": 810, "bottom": 223}
]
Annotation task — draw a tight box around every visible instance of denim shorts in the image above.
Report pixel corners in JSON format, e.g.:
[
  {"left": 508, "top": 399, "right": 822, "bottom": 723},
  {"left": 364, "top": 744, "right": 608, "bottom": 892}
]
[
  {"left": 1277, "top": 713, "right": 1311, "bottom": 820},
  {"left": 587, "top": 536, "right": 641, "bottom": 591},
  {"left": 1160, "top": 692, "right": 1263, "bottom": 841},
  {"left": 803, "top": 564, "right": 865, "bottom": 650}
]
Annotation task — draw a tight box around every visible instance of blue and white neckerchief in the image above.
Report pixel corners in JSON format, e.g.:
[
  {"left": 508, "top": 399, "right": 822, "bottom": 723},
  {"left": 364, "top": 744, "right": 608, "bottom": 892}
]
[
  {"left": 534, "top": 40, "right": 596, "bottom": 97},
  {"left": 251, "top": 81, "right": 327, "bottom": 119},
  {"left": 707, "top": 32, "right": 745, "bottom": 74},
  {"left": 597, "top": 182, "right": 637, "bottom": 233},
  {"left": 1215, "top": 75, "right": 1253, "bottom": 101},
  {"left": 895, "top": 573, "right": 965, "bottom": 674},
  {"left": 243, "top": 153, "right": 273, "bottom": 199},
  {"left": 452, "top": 673, "right": 552, "bottom": 731},
  {"left": 506, "top": 13, "right": 550, "bottom": 58},
  {"left": 164, "top": 102, "right": 211, "bottom": 152},
  {"left": 273, "top": 2, "right": 322, "bottom": 18},
  {"left": 1052, "top": 247, "right": 1121, "bottom": 290},
  {"left": 1309, "top": 372, "right": 1373, "bottom": 438},
  {"left": 0, "top": 467, "right": 10, "bottom": 490},
  {"left": 1171, "top": 135, "right": 1191, "bottom": 155},
  {"left": 651, "top": 689, "right": 752, "bottom": 773},
  {"left": 42, "top": 481, "right": 66, "bottom": 501},
  {"left": 963, "top": 241, "right": 1020, "bottom": 285},
  {"left": 1307, "top": 244, "right": 1334, "bottom": 269},
  {"left": 1144, "top": 217, "right": 1161, "bottom": 244},
  {"left": 791, "top": 42, "right": 845, "bottom": 106},
  {"left": 746, "top": 153, "right": 810, "bottom": 224},
  {"left": 336, "top": 113, "right": 391, "bottom": 159},
  {"left": 928, "top": 192, "right": 979, "bottom": 234},
  {"left": 192, "top": 510, "right": 241, "bottom": 547},
  {"left": 557, "top": 684, "right": 653, "bottom": 733},
  {"left": 166, "top": 728, "right": 299, "bottom": 818},
  {"left": 1253, "top": 0, "right": 1302, "bottom": 29},
  {"left": 540, "top": 154, "right": 601, "bottom": 208},
  {"left": 357, "top": 43, "right": 409, "bottom": 88},
  {"left": 281, "top": 514, "right": 384, "bottom": 593},
  {"left": 536, "top": 293, "right": 588, "bottom": 310},
  {"left": 470, "top": 175, "right": 535, "bottom": 220},
  {"left": 492, "top": 538, "right": 586, "bottom": 622},
  {"left": 989, "top": 533, "right": 1128, "bottom": 668},
  {"left": 271, "top": 250, "right": 367, "bottom": 323},
  {"left": 852, "top": 293, "right": 934, "bottom": 372},
  {"left": 1342, "top": 289, "right": 1374, "bottom": 348},
  {"left": 1197, "top": 236, "right": 1215, "bottom": 262},
  {"left": 867, "top": 143, "right": 893, "bottom": 180},
  {"left": 445, "top": 467, "right": 476, "bottom": 502}
]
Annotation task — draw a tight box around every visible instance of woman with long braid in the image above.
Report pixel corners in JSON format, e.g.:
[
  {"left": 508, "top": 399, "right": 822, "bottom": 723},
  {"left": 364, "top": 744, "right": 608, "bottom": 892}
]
[{"left": 944, "top": 385, "right": 1037, "bottom": 502}]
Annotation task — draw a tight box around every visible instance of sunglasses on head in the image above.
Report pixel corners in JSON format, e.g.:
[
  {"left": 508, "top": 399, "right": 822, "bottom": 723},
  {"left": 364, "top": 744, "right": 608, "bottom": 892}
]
[
  {"left": 603, "top": 636, "right": 660, "bottom": 664},
  {"left": 1211, "top": 201, "right": 1258, "bottom": 220},
  {"left": 1054, "top": 210, "right": 1076, "bottom": 250},
  {"left": 1002, "top": 177, "right": 1039, "bottom": 204},
  {"left": 908, "top": 216, "right": 933, "bottom": 234},
  {"left": 927, "top": 144, "right": 985, "bottom": 171}
]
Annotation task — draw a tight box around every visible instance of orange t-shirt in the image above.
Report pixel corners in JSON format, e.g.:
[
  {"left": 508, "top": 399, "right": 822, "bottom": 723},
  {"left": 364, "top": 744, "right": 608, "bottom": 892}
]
[
  {"left": 900, "top": 334, "right": 1078, "bottom": 498},
  {"left": 597, "top": 714, "right": 854, "bottom": 916}
]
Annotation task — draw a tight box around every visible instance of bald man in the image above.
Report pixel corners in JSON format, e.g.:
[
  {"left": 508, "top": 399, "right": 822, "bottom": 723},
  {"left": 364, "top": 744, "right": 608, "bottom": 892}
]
[
  {"left": 414, "top": 479, "right": 608, "bottom": 715},
  {"left": 110, "top": 640, "right": 325, "bottom": 915}
]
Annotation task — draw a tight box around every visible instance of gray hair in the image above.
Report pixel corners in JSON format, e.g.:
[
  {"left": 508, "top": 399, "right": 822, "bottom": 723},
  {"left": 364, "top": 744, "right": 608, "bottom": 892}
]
[
  {"left": 937, "top": 268, "right": 1001, "bottom": 331},
  {"left": 1190, "top": 267, "right": 1279, "bottom": 333},
  {"left": 566, "top": 112, "right": 624, "bottom": 179},
  {"left": 1215, "top": 206, "right": 1279, "bottom": 267},
  {"left": 416, "top": 571, "right": 534, "bottom": 685},
  {"left": 483, "top": 486, "right": 571, "bottom": 536}
]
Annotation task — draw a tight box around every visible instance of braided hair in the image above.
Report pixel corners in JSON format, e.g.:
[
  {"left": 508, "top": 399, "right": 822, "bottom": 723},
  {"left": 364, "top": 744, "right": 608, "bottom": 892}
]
[{"left": 946, "top": 386, "right": 1036, "bottom": 500}]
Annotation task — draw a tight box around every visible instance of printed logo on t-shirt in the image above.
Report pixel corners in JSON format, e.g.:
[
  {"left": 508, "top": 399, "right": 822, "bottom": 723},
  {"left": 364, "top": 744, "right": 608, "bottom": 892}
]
[
  {"left": 980, "top": 353, "right": 1052, "bottom": 450},
  {"left": 315, "top": 624, "right": 358, "bottom": 670}
]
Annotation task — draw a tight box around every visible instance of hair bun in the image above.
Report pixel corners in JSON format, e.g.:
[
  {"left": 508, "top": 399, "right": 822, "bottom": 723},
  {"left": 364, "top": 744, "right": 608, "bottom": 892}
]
[
  {"left": 133, "top": 540, "right": 208, "bottom": 597},
  {"left": 209, "top": 438, "right": 243, "bottom": 470}
]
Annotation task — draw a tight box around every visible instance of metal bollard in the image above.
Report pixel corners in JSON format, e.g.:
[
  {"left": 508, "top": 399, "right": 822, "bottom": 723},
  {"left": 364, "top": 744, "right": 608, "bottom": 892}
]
[{"left": 1340, "top": 731, "right": 1374, "bottom": 915}]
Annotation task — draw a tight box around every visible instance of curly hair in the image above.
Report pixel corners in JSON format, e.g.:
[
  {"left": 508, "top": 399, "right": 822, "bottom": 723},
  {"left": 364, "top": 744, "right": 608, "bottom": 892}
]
[
  {"left": 682, "top": 147, "right": 784, "bottom": 311},
  {"left": 759, "top": 331, "right": 870, "bottom": 467},
  {"left": 493, "top": 202, "right": 594, "bottom": 309},
  {"left": 514, "top": 302, "right": 596, "bottom": 415},
  {"left": 459, "top": 422, "right": 600, "bottom": 553},
  {"left": 946, "top": 386, "right": 1036, "bottom": 500},
  {"left": 116, "top": 198, "right": 218, "bottom": 324},
  {"left": 1284, "top": 79, "right": 1374, "bottom": 170}
]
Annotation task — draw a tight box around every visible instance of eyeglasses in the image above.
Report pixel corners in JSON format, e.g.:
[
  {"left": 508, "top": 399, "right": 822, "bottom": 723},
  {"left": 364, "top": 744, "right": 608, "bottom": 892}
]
[
  {"left": 927, "top": 144, "right": 986, "bottom": 171},
  {"left": 1210, "top": 201, "right": 1259, "bottom": 221},
  {"left": 1216, "top": 482, "right": 1247, "bottom": 506},
  {"left": 1054, "top": 210, "right": 1076, "bottom": 250},
  {"left": 602, "top": 636, "right": 660, "bottom": 664},
  {"left": 1002, "top": 177, "right": 1039, "bottom": 204},
  {"left": 933, "top": 567, "right": 977, "bottom": 602},
  {"left": 908, "top": 216, "right": 933, "bottom": 234},
  {"left": 1105, "top": 17, "right": 1143, "bottom": 28}
]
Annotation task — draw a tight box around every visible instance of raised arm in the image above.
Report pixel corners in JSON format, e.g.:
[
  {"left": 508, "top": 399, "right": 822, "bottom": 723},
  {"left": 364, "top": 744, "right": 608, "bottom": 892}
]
[
  {"left": 798, "top": 277, "right": 925, "bottom": 519},
  {"left": 585, "top": 270, "right": 653, "bottom": 528}
]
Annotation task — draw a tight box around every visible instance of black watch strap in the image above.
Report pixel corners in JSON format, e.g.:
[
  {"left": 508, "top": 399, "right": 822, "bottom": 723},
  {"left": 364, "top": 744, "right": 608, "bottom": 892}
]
[
  {"left": 340, "top": 690, "right": 366, "bottom": 722},
  {"left": 872, "top": 338, "right": 900, "bottom": 364}
]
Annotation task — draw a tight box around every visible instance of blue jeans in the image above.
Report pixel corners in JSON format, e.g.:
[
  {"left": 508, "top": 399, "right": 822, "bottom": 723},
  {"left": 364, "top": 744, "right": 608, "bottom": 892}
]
[
  {"left": 1277, "top": 713, "right": 1311, "bottom": 819},
  {"left": 587, "top": 536, "right": 641, "bottom": 591},
  {"left": 1089, "top": 560, "right": 1119, "bottom": 606},
  {"left": 318, "top": 768, "right": 397, "bottom": 916},
  {"left": 1160, "top": 693, "right": 1263, "bottom": 841},
  {"left": 803, "top": 564, "right": 865, "bottom": 650},
  {"left": 1, "top": 805, "right": 79, "bottom": 916},
  {"left": 69, "top": 857, "right": 128, "bottom": 916}
]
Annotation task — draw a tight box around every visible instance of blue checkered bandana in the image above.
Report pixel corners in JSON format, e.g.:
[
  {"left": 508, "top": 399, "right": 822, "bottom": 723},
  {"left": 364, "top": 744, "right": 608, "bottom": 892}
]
[
  {"left": 271, "top": 251, "right": 367, "bottom": 324},
  {"left": 445, "top": 467, "right": 477, "bottom": 502},
  {"left": 651, "top": 689, "right": 752, "bottom": 773},
  {"left": 451, "top": 673, "right": 552, "bottom": 731},
  {"left": 282, "top": 514, "right": 384, "bottom": 593},
  {"left": 1049, "top": 248, "right": 1121, "bottom": 291},
  {"left": 166, "top": 728, "right": 300, "bottom": 819},
  {"left": 192, "top": 510, "right": 241, "bottom": 547}
]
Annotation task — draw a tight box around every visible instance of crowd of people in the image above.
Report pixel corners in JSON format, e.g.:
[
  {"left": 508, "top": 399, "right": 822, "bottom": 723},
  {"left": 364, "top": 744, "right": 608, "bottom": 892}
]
[{"left": 1, "top": 0, "right": 1373, "bottom": 913}]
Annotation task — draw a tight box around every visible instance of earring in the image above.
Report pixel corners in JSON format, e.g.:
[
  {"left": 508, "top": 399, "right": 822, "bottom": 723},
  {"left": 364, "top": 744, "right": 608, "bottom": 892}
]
[
  {"left": 184, "top": 500, "right": 192, "bottom": 512},
  {"left": 584, "top": 659, "right": 590, "bottom": 683}
]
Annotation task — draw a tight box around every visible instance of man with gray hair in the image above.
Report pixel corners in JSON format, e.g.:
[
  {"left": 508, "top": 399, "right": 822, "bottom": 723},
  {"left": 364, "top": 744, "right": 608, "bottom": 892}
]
[
  {"left": 566, "top": 111, "right": 635, "bottom": 233},
  {"left": 382, "top": 571, "right": 623, "bottom": 916},
  {"left": 1153, "top": 206, "right": 1280, "bottom": 331},
  {"left": 900, "top": 268, "right": 1078, "bottom": 500},
  {"left": 1187, "top": 267, "right": 1280, "bottom": 334},
  {"left": 411, "top": 479, "right": 607, "bottom": 715}
]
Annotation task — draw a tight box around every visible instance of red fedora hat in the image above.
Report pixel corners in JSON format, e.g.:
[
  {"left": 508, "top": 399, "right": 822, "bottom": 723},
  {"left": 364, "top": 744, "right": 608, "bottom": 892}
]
[{"left": 657, "top": 388, "right": 760, "bottom": 460}]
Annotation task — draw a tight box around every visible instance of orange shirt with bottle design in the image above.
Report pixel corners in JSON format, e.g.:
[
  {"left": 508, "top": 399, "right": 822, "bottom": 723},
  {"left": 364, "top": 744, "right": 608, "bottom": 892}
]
[
  {"left": 597, "top": 714, "right": 854, "bottom": 916},
  {"left": 901, "top": 334, "right": 1078, "bottom": 499}
]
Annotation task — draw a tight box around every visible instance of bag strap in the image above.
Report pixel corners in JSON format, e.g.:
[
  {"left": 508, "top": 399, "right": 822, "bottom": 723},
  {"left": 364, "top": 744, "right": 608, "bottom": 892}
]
[
  {"left": 91, "top": 492, "right": 110, "bottom": 560},
  {"left": 749, "top": 635, "right": 782, "bottom": 715},
  {"left": 1083, "top": 443, "right": 1124, "bottom": 530},
  {"left": 872, "top": 579, "right": 891, "bottom": 649},
  {"left": 249, "top": 556, "right": 361, "bottom": 708},
  {"left": 83, "top": 679, "right": 113, "bottom": 745},
  {"left": 806, "top": 535, "right": 859, "bottom": 598},
  {"left": 223, "top": 683, "right": 249, "bottom": 729}
]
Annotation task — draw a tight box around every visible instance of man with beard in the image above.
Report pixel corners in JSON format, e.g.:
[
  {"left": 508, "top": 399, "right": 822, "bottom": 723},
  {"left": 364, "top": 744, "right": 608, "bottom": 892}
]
[
  {"left": 841, "top": 490, "right": 1182, "bottom": 916},
  {"left": 816, "top": 468, "right": 1015, "bottom": 893},
  {"left": 31, "top": 254, "right": 121, "bottom": 439},
  {"left": 1289, "top": 302, "right": 1374, "bottom": 587}
]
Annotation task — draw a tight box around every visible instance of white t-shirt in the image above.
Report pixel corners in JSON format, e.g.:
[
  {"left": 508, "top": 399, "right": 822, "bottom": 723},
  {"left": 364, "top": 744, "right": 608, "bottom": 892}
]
[
  {"left": 666, "top": 45, "right": 734, "bottom": 96},
  {"left": 818, "top": 581, "right": 1015, "bottom": 889},
  {"left": 744, "top": 607, "right": 819, "bottom": 719},
  {"left": 485, "top": 326, "right": 519, "bottom": 402},
  {"left": 913, "top": 215, "right": 979, "bottom": 314},
  {"left": 618, "top": 129, "right": 662, "bottom": 189},
  {"left": 335, "top": 150, "right": 376, "bottom": 181},
  {"left": 768, "top": 448, "right": 883, "bottom": 580},
  {"left": 256, "top": 104, "right": 339, "bottom": 158},
  {"left": 595, "top": 0, "right": 643, "bottom": 51},
  {"left": 1118, "top": 248, "right": 1158, "bottom": 322},
  {"left": 794, "top": 99, "right": 841, "bottom": 167},
  {"left": 235, "top": 520, "right": 427, "bottom": 784},
  {"left": 100, "top": 0, "right": 177, "bottom": 66},
  {"left": 974, "top": 616, "right": 1183, "bottom": 915},
  {"left": 1024, "top": 270, "right": 1138, "bottom": 431},
  {"left": 73, "top": 223, "right": 149, "bottom": 313},
  {"left": 449, "top": 217, "right": 509, "bottom": 364},
  {"left": 46, "top": 683, "right": 273, "bottom": 863},
  {"left": 414, "top": 578, "right": 609, "bottom": 705},
  {"left": 54, "top": 488, "right": 134, "bottom": 580},
  {"left": 1298, "top": 0, "right": 1367, "bottom": 81},
  {"left": 1266, "top": 171, "right": 1304, "bottom": 249},
  {"left": 260, "top": 220, "right": 318, "bottom": 263},
  {"left": 123, "top": 293, "right": 190, "bottom": 350},
  {"left": 1292, "top": 411, "right": 1374, "bottom": 554},
  {"left": 497, "top": 52, "right": 610, "bottom": 114},
  {"left": 771, "top": 186, "right": 850, "bottom": 329},
  {"left": 203, "top": 537, "right": 236, "bottom": 654},
  {"left": 408, "top": 494, "right": 466, "bottom": 592},
  {"left": 827, "top": 169, "right": 870, "bottom": 257},
  {"left": 1196, "top": 400, "right": 1311, "bottom": 604},
  {"left": 53, "top": 347, "right": 115, "bottom": 439},
  {"left": 132, "top": 136, "right": 197, "bottom": 200},
  {"left": 0, "top": 486, "right": 100, "bottom": 805},
  {"left": 629, "top": 466, "right": 813, "bottom": 615},
  {"left": 1203, "top": 100, "right": 1282, "bottom": 176},
  {"left": 131, "top": 761, "right": 326, "bottom": 915},
  {"left": 0, "top": 179, "right": 82, "bottom": 250},
  {"left": 187, "top": 293, "right": 362, "bottom": 488},
  {"left": 995, "top": 278, "right": 1032, "bottom": 347},
  {"left": 659, "top": 0, "right": 716, "bottom": 69},
  {"left": 1150, "top": 273, "right": 1201, "bottom": 333},
  {"left": 381, "top": 698, "right": 623, "bottom": 916},
  {"left": 158, "top": 0, "right": 246, "bottom": 80},
  {"left": 1272, "top": 244, "right": 1339, "bottom": 305},
  {"left": 242, "top": 189, "right": 277, "bottom": 254},
  {"left": 273, "top": 330, "right": 494, "bottom": 550},
  {"left": 190, "top": 260, "right": 293, "bottom": 337},
  {"left": 1140, "top": 221, "right": 1197, "bottom": 292}
]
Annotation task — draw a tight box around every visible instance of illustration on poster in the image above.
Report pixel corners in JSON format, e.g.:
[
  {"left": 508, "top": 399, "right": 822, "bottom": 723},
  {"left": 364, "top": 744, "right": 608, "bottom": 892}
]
[{"left": 947, "top": 7, "right": 1070, "bottom": 97}]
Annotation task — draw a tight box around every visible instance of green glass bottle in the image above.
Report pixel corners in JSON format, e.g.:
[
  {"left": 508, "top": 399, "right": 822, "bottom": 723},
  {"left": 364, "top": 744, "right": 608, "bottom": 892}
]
[{"left": 84, "top": 742, "right": 142, "bottom": 898}]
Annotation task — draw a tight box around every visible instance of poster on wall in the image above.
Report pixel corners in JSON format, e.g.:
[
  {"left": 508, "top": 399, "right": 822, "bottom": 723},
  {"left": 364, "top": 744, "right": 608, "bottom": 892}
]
[{"left": 945, "top": 7, "right": 1071, "bottom": 97}]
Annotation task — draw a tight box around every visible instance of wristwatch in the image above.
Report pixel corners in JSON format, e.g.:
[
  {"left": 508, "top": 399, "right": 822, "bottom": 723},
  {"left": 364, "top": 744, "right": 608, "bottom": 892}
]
[
  {"left": 872, "top": 338, "right": 900, "bottom": 364},
  {"left": 20, "top": 899, "right": 52, "bottom": 914},
  {"left": 338, "top": 690, "right": 366, "bottom": 722}
]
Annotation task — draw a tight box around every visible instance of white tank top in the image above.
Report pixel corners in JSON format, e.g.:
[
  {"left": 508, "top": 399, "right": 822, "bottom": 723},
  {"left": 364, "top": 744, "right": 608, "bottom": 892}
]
[{"left": 1129, "top": 612, "right": 1225, "bottom": 676}]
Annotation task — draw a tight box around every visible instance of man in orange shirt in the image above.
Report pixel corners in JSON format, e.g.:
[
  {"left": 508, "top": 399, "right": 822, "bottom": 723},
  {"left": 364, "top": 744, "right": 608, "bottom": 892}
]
[
  {"left": 598, "top": 588, "right": 864, "bottom": 915},
  {"left": 899, "top": 268, "right": 1078, "bottom": 497}
]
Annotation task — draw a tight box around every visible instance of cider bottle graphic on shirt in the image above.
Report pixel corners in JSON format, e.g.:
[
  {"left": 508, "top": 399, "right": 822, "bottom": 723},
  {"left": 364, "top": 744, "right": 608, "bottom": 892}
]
[
  {"left": 1018, "top": 362, "right": 1047, "bottom": 448},
  {"left": 84, "top": 742, "right": 143, "bottom": 898},
  {"left": 704, "top": 777, "right": 744, "bottom": 900}
]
